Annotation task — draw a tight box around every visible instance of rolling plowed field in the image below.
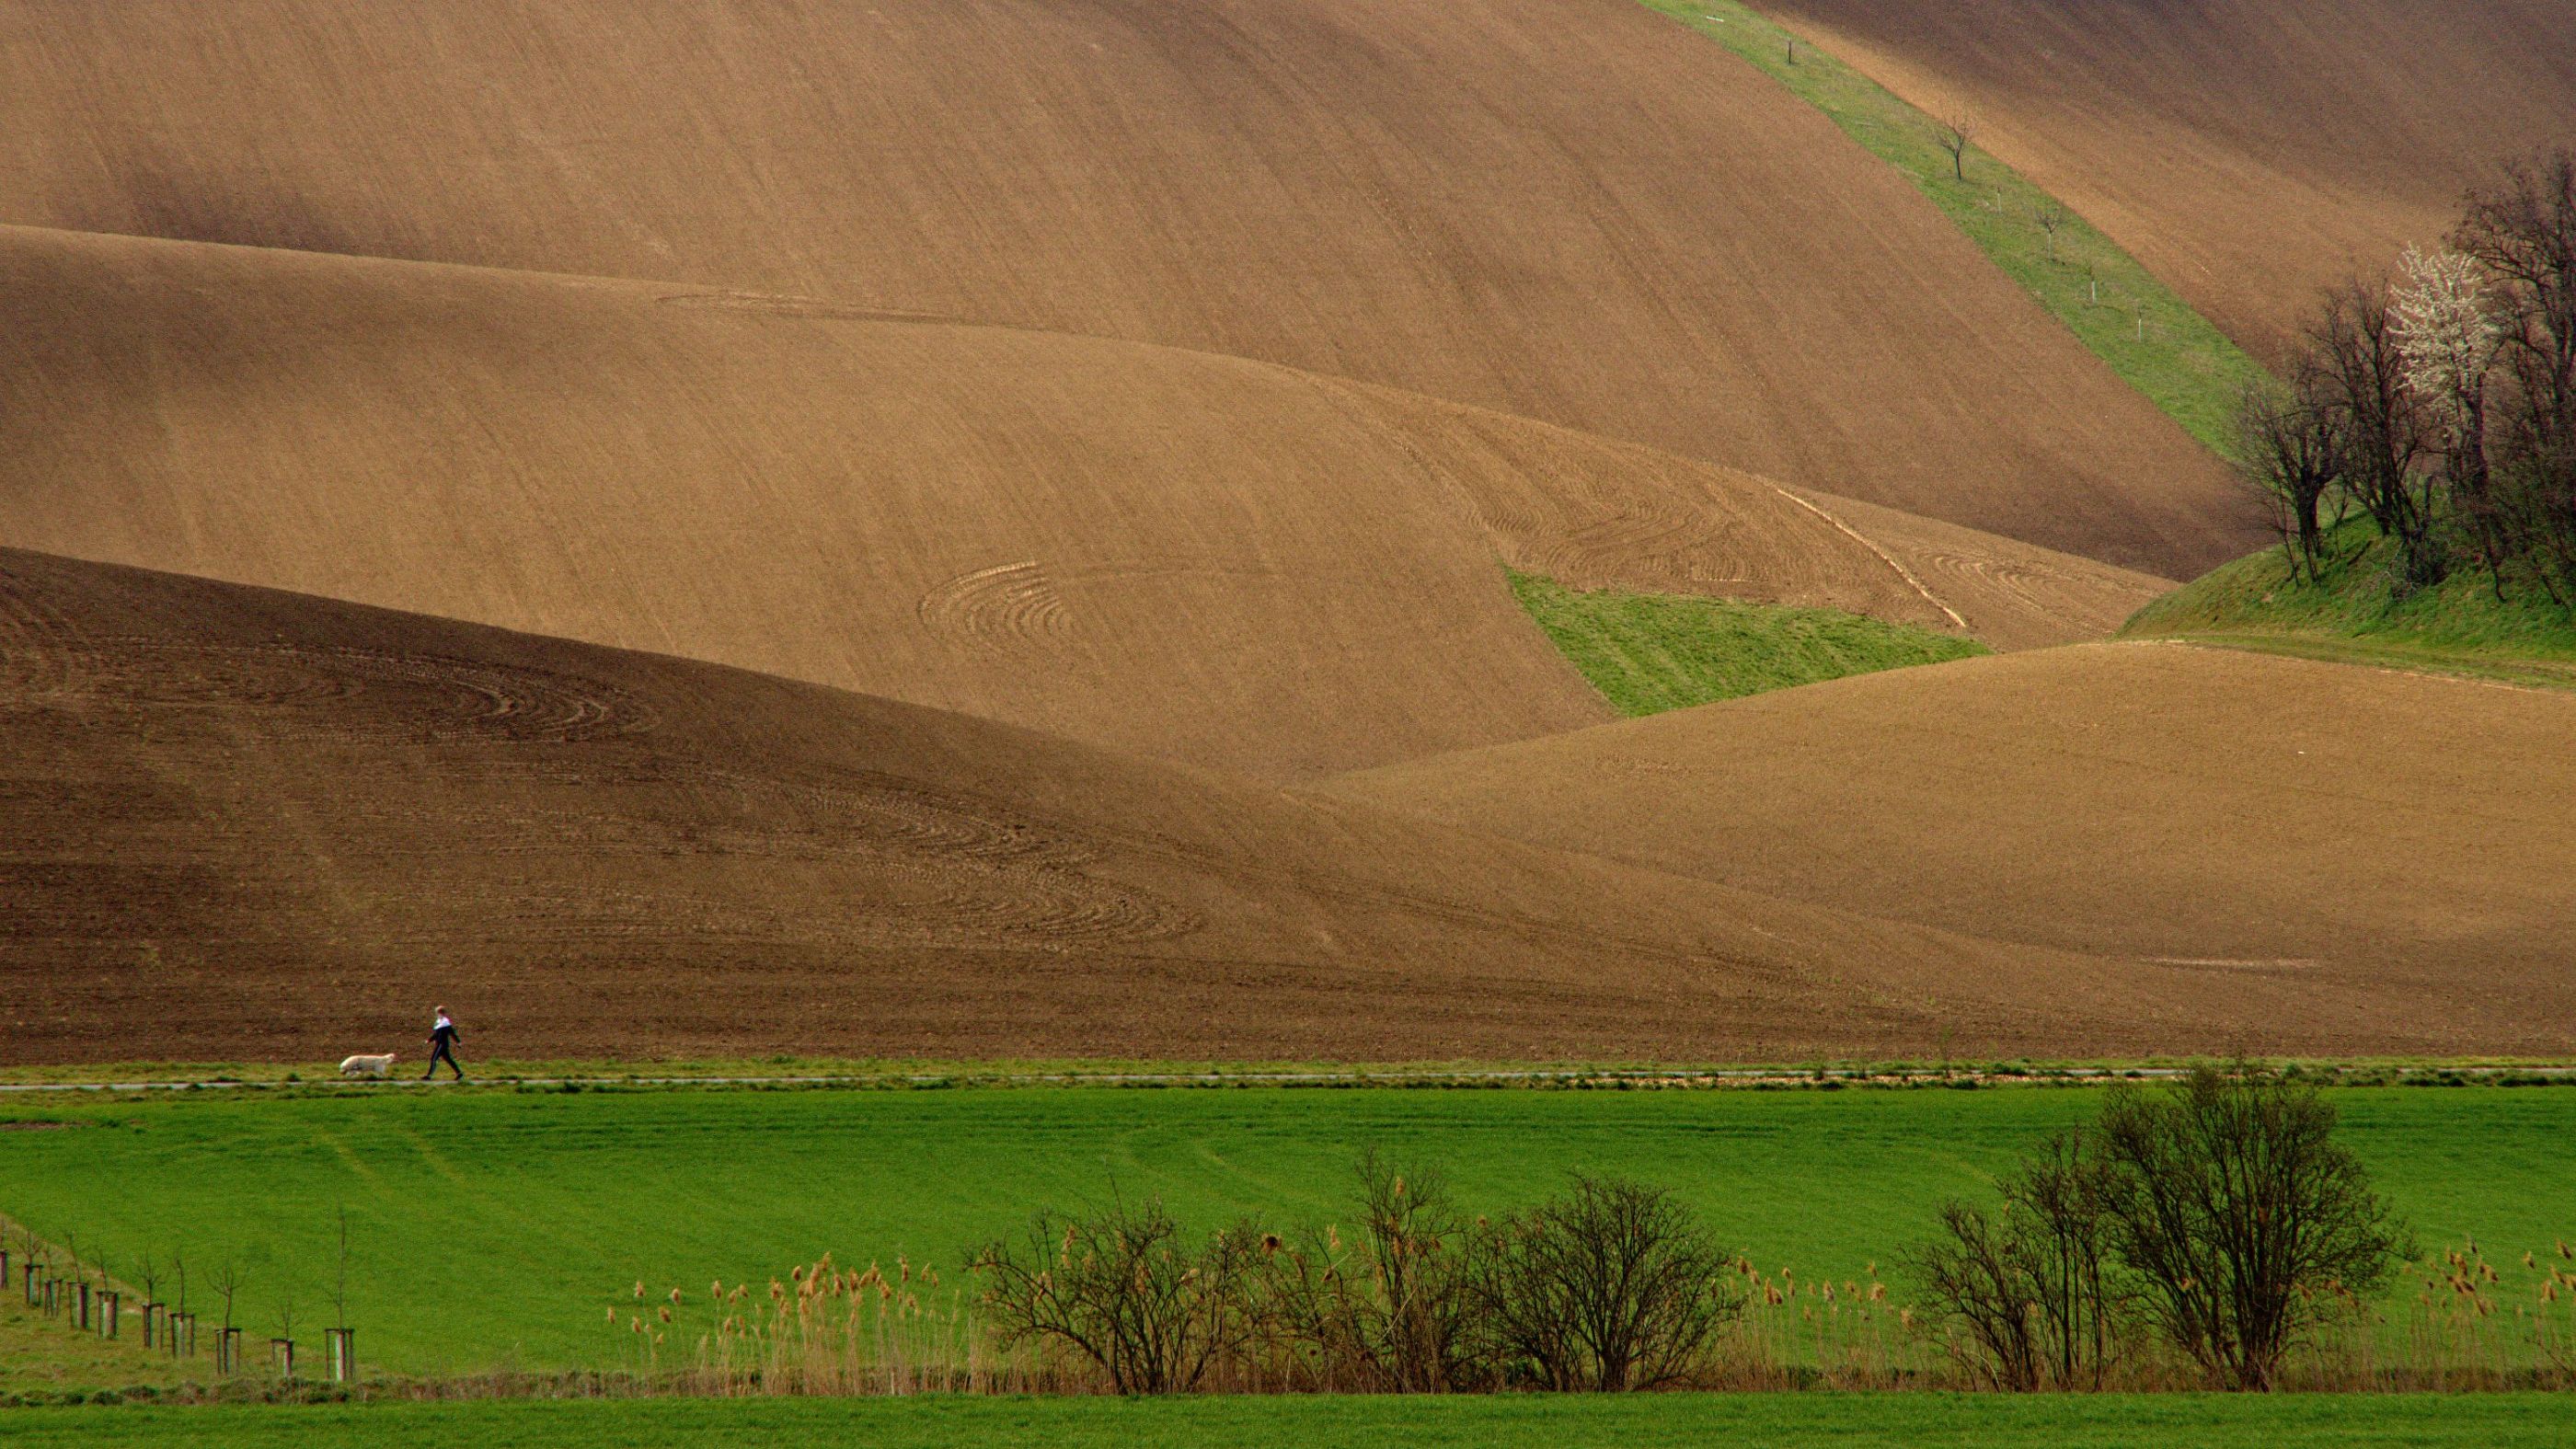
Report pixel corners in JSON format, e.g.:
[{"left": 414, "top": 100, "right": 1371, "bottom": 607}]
[
  {"left": 0, "top": 0, "right": 2250, "bottom": 572},
  {"left": 1748, "top": 0, "right": 2576, "bottom": 360},
  {"left": 0, "top": 224, "right": 2165, "bottom": 777},
  {"left": 1, "top": 548, "right": 2411, "bottom": 1064},
  {"left": 1327, "top": 642, "right": 2576, "bottom": 1051}
]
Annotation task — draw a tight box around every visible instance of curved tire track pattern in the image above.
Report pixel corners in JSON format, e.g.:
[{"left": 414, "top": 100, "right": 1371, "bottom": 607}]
[{"left": 916, "top": 560, "right": 1073, "bottom": 652}]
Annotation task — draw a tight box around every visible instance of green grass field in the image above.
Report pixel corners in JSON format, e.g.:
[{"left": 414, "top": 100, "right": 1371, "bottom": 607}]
[
  {"left": 1639, "top": 0, "right": 2269, "bottom": 457},
  {"left": 2123, "top": 519, "right": 2576, "bottom": 689},
  {"left": 7, "top": 1393, "right": 2575, "bottom": 1449},
  {"left": 1, "top": 1085, "right": 2568, "bottom": 1376},
  {"left": 1507, "top": 569, "right": 1985, "bottom": 714}
]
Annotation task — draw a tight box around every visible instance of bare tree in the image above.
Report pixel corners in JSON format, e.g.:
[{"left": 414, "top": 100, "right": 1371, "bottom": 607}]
[
  {"left": 2233, "top": 368, "right": 2349, "bottom": 580},
  {"left": 2095, "top": 1064, "right": 2404, "bottom": 1390},
  {"left": 2310, "top": 278, "right": 2443, "bottom": 587},
  {"left": 2454, "top": 148, "right": 2576, "bottom": 602},
  {"left": 212, "top": 1258, "right": 242, "bottom": 1332},
  {"left": 133, "top": 1249, "right": 164, "bottom": 1321},
  {"left": 1910, "top": 1130, "right": 2126, "bottom": 1390},
  {"left": 1935, "top": 110, "right": 1977, "bottom": 182},
  {"left": 2033, "top": 199, "right": 2068, "bottom": 259},
  {"left": 1910, "top": 1199, "right": 2046, "bottom": 1389}
]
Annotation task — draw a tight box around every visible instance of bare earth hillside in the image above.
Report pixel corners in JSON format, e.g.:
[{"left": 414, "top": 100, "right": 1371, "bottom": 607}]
[
  {"left": 0, "top": 224, "right": 2165, "bottom": 777},
  {"left": 0, "top": 0, "right": 2249, "bottom": 571},
  {"left": 1749, "top": 0, "right": 2576, "bottom": 361},
  {"left": 1, "top": 549, "right": 2417, "bottom": 1064},
  {"left": 1327, "top": 643, "right": 2576, "bottom": 1049}
]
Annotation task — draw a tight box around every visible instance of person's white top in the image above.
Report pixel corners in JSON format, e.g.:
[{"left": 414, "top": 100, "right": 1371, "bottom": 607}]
[{"left": 433, "top": 1014, "right": 452, "bottom": 1031}]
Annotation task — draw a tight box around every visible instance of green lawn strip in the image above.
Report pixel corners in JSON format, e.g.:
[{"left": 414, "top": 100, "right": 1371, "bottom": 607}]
[
  {"left": 0, "top": 1087, "right": 2565, "bottom": 1374},
  {"left": 1508, "top": 569, "right": 1984, "bottom": 714},
  {"left": 6, "top": 1393, "right": 2574, "bottom": 1449},
  {"left": 1636, "top": 0, "right": 2268, "bottom": 455},
  {"left": 2122, "top": 518, "right": 2576, "bottom": 689}
]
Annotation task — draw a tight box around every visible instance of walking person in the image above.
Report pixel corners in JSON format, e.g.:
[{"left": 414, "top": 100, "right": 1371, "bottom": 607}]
[{"left": 423, "top": 1006, "right": 465, "bottom": 1082}]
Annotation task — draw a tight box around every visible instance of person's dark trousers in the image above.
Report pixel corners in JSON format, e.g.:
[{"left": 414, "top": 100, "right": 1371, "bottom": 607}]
[{"left": 424, "top": 1041, "right": 463, "bottom": 1080}]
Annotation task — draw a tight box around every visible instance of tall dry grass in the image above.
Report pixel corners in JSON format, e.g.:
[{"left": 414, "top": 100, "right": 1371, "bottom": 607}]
[
  {"left": 612, "top": 1256, "right": 1048, "bottom": 1396},
  {"left": 592, "top": 1234, "right": 2576, "bottom": 1397}
]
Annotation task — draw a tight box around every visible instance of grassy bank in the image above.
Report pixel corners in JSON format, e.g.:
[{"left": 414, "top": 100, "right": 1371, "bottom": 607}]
[
  {"left": 1639, "top": 0, "right": 2267, "bottom": 455},
  {"left": 1508, "top": 569, "right": 1984, "bottom": 714},
  {"left": 2122, "top": 519, "right": 2576, "bottom": 689},
  {"left": 0, "top": 1086, "right": 2566, "bottom": 1374},
  {"left": 8, "top": 1393, "right": 2576, "bottom": 1449}
]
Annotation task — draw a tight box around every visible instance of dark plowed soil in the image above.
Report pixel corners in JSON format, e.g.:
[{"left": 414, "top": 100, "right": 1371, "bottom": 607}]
[{"left": 0, "top": 551, "right": 2478, "bottom": 1065}]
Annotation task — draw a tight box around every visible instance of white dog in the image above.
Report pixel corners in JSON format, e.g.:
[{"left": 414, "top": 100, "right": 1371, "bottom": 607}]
[{"left": 339, "top": 1053, "right": 397, "bottom": 1079}]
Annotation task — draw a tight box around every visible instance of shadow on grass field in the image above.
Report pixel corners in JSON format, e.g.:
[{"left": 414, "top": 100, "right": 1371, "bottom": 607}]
[{"left": 6, "top": 1393, "right": 2573, "bottom": 1449}]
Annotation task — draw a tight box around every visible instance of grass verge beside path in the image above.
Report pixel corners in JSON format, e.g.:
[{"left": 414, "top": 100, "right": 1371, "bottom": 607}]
[
  {"left": 1508, "top": 569, "right": 1984, "bottom": 714},
  {"left": 0, "top": 1087, "right": 2566, "bottom": 1374},
  {"left": 1639, "top": 0, "right": 2268, "bottom": 455},
  {"left": 0, "top": 1287, "right": 208, "bottom": 1398},
  {"left": 2123, "top": 519, "right": 2576, "bottom": 691},
  {"left": 6, "top": 1394, "right": 2574, "bottom": 1449}
]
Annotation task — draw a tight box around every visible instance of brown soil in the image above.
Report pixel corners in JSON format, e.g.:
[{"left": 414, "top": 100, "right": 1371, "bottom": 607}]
[
  {"left": 1749, "top": 0, "right": 2576, "bottom": 362},
  {"left": 6, "top": 550, "right": 2525, "bottom": 1064},
  {"left": 1326, "top": 641, "right": 2576, "bottom": 1054},
  {"left": 0, "top": 224, "right": 2165, "bottom": 779},
  {"left": 0, "top": 0, "right": 2249, "bottom": 572}
]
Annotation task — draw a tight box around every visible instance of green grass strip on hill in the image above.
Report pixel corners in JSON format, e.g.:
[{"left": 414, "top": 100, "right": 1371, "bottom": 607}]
[
  {"left": 2122, "top": 517, "right": 2576, "bottom": 690},
  {"left": 1638, "top": 0, "right": 2269, "bottom": 456},
  {"left": 7, "top": 1394, "right": 2576, "bottom": 1449},
  {"left": 1509, "top": 569, "right": 1984, "bottom": 715}
]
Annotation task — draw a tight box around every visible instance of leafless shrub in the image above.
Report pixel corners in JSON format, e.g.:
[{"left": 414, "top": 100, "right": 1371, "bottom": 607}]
[
  {"left": 1468, "top": 1174, "right": 1743, "bottom": 1390},
  {"left": 1909, "top": 1130, "right": 2127, "bottom": 1390},
  {"left": 1256, "top": 1150, "right": 1486, "bottom": 1391},
  {"left": 969, "top": 1191, "right": 1264, "bottom": 1393}
]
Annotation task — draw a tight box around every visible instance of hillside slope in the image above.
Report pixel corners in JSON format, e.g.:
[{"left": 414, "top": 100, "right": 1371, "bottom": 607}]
[
  {"left": 0, "top": 224, "right": 2167, "bottom": 776},
  {"left": 0, "top": 0, "right": 2248, "bottom": 571},
  {"left": 1748, "top": 0, "right": 2576, "bottom": 361},
  {"left": 1, "top": 549, "right": 2384, "bottom": 1064},
  {"left": 1326, "top": 642, "right": 2576, "bottom": 1047},
  {"left": 2122, "top": 521, "right": 2576, "bottom": 691}
]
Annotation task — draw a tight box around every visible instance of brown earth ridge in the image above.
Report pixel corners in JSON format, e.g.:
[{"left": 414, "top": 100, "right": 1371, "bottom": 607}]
[
  {"left": 0, "top": 224, "right": 2168, "bottom": 781},
  {"left": 1326, "top": 643, "right": 2576, "bottom": 1041},
  {"left": 0, "top": 0, "right": 2252, "bottom": 573},
  {"left": 6, "top": 1, "right": 2566, "bottom": 1067},
  {"left": 9, "top": 549, "right": 2564, "bottom": 1064}
]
